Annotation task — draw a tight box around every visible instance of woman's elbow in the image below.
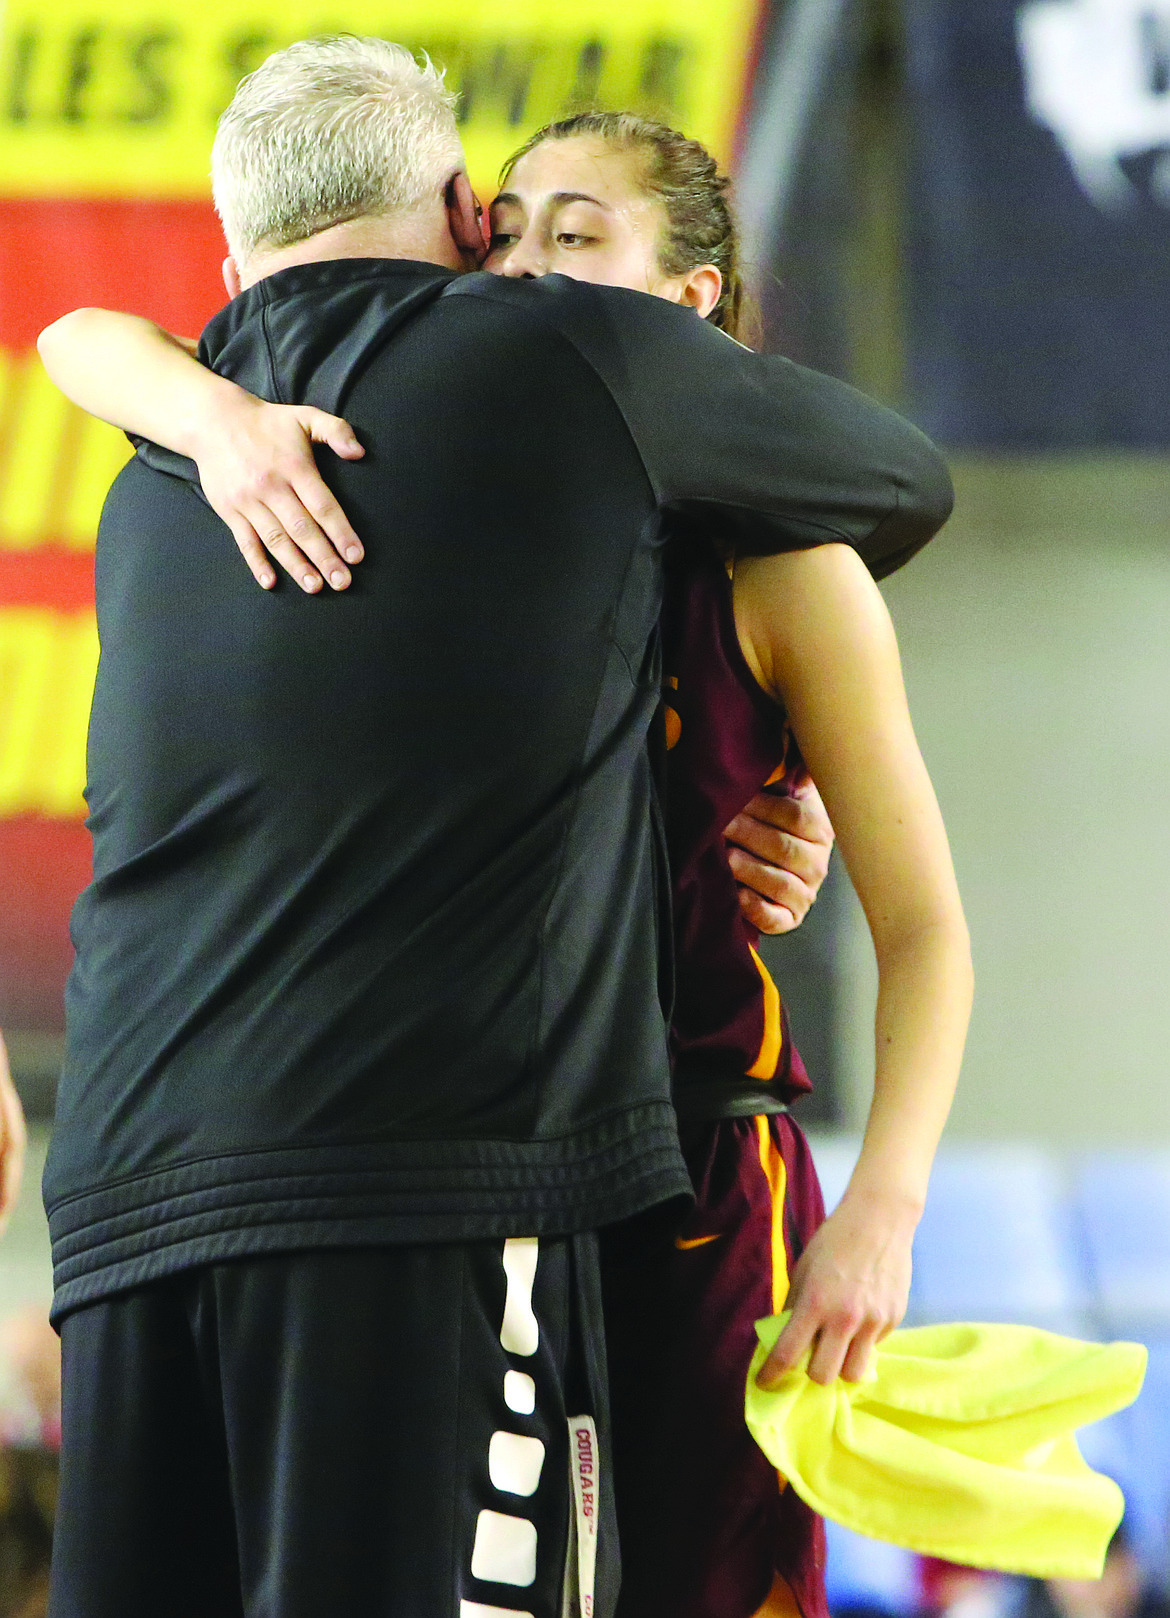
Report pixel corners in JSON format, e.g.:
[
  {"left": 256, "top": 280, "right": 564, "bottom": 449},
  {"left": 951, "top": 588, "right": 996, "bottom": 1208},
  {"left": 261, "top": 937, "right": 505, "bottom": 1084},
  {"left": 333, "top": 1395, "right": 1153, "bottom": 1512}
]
[
  {"left": 37, "top": 308, "right": 97, "bottom": 372},
  {"left": 876, "top": 902, "right": 971, "bottom": 974}
]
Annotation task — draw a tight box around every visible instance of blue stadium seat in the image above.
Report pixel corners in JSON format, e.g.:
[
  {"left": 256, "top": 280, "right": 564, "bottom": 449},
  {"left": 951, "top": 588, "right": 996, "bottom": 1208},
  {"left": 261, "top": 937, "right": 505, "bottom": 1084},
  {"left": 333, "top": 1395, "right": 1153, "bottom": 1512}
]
[
  {"left": 1078, "top": 1337, "right": 1170, "bottom": 1585},
  {"left": 1074, "top": 1151, "right": 1170, "bottom": 1337},
  {"left": 907, "top": 1145, "right": 1089, "bottom": 1333},
  {"left": 825, "top": 1518, "right": 919, "bottom": 1617}
]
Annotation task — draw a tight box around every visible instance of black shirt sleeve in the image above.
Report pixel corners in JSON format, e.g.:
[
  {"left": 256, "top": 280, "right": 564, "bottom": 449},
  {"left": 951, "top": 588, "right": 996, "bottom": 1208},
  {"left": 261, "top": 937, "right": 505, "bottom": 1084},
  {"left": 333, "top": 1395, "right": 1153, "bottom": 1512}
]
[{"left": 454, "top": 274, "right": 953, "bottom": 578}]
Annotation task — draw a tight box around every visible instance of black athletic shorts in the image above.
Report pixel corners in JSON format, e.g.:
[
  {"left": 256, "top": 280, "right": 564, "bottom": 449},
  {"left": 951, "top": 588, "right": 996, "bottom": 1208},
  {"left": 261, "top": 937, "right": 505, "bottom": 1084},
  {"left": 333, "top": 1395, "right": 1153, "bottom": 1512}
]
[{"left": 49, "top": 1236, "right": 615, "bottom": 1618}]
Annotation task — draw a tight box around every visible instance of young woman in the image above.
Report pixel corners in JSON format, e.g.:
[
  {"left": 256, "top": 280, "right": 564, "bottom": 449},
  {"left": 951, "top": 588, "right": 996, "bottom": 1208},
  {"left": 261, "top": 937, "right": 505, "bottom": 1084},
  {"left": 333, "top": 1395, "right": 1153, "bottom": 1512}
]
[{"left": 38, "top": 112, "right": 972, "bottom": 1618}]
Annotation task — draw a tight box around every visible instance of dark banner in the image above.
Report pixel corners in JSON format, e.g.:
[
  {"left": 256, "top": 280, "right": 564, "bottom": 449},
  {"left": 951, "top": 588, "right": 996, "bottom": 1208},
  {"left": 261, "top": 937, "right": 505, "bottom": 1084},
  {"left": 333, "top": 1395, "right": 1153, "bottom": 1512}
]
[{"left": 903, "top": 0, "right": 1170, "bottom": 448}]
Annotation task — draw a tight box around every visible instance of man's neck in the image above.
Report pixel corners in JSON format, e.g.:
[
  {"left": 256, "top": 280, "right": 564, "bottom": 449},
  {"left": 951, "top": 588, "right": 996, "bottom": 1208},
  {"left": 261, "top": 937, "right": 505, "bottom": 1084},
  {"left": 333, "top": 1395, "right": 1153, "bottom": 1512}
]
[{"left": 240, "top": 210, "right": 461, "bottom": 289}]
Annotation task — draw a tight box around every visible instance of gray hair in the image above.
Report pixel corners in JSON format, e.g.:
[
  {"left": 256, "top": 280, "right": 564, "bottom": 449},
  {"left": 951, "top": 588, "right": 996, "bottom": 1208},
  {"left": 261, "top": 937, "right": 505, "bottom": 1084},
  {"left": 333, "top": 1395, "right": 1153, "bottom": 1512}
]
[{"left": 212, "top": 35, "right": 463, "bottom": 264}]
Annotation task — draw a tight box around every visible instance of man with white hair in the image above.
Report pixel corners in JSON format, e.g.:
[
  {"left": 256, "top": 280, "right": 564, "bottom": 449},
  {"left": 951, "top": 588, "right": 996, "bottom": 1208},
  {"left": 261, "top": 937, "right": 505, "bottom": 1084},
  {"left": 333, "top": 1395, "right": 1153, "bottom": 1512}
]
[{"left": 41, "top": 36, "right": 951, "bottom": 1618}]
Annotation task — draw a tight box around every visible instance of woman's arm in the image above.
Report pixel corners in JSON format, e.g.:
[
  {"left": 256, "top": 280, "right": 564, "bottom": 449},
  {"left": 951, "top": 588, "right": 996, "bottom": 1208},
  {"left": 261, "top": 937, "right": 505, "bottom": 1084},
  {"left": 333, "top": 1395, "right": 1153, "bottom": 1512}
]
[
  {"left": 37, "top": 309, "right": 366, "bottom": 592},
  {"left": 733, "top": 543, "right": 973, "bottom": 1387}
]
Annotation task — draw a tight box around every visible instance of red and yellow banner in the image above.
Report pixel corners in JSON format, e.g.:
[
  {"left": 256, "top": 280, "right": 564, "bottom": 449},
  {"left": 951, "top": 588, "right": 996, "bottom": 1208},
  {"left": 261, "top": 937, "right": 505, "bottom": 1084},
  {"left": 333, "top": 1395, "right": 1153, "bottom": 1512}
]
[
  {"left": 0, "top": 0, "right": 763, "bottom": 1034},
  {"left": 0, "top": 199, "right": 226, "bottom": 1028}
]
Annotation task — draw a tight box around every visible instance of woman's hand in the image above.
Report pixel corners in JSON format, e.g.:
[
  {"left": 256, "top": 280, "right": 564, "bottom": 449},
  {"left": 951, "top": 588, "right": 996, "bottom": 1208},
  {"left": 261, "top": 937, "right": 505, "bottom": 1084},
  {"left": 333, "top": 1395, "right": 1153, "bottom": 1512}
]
[
  {"left": 756, "top": 1187, "right": 918, "bottom": 1387},
  {"left": 0, "top": 1031, "right": 27, "bottom": 1236},
  {"left": 191, "top": 394, "right": 366, "bottom": 593},
  {"left": 37, "top": 309, "right": 367, "bottom": 594}
]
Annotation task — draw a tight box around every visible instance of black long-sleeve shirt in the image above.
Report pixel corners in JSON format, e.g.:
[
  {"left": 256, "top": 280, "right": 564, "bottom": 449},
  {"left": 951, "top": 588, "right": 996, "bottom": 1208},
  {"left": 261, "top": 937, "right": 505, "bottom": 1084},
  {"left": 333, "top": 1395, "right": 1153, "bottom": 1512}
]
[{"left": 45, "top": 260, "right": 952, "bottom": 1319}]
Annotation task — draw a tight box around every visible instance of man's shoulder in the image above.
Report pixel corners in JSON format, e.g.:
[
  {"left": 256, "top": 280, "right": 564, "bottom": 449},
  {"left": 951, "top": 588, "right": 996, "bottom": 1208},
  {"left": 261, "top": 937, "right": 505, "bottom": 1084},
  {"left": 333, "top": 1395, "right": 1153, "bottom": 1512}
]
[
  {"left": 440, "top": 275, "right": 747, "bottom": 414},
  {"left": 201, "top": 260, "right": 454, "bottom": 347},
  {"left": 442, "top": 272, "right": 710, "bottom": 343}
]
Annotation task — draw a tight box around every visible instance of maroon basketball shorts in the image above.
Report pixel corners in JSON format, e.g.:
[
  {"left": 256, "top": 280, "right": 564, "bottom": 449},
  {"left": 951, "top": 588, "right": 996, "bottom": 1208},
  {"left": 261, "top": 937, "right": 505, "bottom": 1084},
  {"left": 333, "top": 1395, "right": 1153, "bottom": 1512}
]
[{"left": 600, "top": 1113, "right": 827, "bottom": 1618}]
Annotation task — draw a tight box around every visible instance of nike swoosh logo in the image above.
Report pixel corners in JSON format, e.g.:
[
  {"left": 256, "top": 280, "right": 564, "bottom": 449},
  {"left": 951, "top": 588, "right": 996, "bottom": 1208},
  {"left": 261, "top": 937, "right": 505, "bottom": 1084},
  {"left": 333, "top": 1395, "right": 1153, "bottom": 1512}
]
[{"left": 674, "top": 1233, "right": 722, "bottom": 1250}]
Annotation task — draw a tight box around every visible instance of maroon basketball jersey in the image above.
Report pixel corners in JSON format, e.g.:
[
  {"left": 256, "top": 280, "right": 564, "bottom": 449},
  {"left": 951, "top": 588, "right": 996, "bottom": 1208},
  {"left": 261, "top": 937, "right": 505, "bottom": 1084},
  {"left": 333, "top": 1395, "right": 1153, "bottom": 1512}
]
[{"left": 662, "top": 537, "right": 813, "bottom": 1119}]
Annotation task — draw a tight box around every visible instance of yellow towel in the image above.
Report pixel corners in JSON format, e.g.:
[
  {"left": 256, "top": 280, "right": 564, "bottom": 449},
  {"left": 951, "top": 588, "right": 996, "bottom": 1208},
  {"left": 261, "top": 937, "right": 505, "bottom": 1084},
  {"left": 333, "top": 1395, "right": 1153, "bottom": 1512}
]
[{"left": 745, "top": 1314, "right": 1146, "bottom": 1579}]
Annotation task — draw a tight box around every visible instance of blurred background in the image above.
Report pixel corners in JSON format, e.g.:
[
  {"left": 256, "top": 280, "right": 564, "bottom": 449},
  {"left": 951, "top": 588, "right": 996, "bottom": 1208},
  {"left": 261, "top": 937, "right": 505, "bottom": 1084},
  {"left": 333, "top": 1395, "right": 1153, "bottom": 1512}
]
[{"left": 1, "top": 0, "right": 1169, "bottom": 1612}]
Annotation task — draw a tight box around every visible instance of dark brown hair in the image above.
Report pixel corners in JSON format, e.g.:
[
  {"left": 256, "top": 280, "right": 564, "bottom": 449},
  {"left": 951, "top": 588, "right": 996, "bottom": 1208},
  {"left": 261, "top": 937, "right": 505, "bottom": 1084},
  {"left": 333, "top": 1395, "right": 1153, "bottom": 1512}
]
[{"left": 500, "top": 111, "right": 758, "bottom": 346}]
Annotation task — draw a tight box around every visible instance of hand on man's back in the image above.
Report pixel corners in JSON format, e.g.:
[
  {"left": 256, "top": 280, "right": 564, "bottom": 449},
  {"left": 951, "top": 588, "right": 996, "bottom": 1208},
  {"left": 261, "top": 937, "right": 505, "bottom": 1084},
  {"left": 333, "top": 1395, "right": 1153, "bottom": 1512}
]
[
  {"left": 724, "top": 776, "right": 835, "bottom": 934},
  {"left": 189, "top": 397, "right": 366, "bottom": 594}
]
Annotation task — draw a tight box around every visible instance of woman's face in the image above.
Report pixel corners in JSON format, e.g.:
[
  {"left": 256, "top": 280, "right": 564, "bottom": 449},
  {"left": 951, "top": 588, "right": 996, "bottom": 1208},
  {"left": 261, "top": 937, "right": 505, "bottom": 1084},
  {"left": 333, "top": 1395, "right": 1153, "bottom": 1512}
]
[{"left": 485, "top": 135, "right": 721, "bottom": 316}]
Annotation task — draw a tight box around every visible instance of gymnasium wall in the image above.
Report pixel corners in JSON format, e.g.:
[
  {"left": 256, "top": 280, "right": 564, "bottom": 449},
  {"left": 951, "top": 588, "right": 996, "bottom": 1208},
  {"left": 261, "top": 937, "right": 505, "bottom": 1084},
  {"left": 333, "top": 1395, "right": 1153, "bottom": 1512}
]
[{"left": 834, "top": 457, "right": 1170, "bottom": 1148}]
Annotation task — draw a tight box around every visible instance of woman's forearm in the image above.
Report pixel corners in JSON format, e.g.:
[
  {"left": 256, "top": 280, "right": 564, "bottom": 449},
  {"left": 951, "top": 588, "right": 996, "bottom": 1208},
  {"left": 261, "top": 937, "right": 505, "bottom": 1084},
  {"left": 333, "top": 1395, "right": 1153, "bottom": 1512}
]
[
  {"left": 37, "top": 308, "right": 248, "bottom": 455},
  {"left": 846, "top": 913, "right": 972, "bottom": 1218}
]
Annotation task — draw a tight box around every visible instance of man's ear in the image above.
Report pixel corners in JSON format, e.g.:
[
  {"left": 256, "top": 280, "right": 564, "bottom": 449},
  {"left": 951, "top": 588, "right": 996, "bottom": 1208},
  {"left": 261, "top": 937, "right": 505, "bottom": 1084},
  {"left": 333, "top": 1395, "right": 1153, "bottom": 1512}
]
[
  {"left": 445, "top": 171, "right": 488, "bottom": 268},
  {"left": 222, "top": 256, "right": 243, "bottom": 298}
]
